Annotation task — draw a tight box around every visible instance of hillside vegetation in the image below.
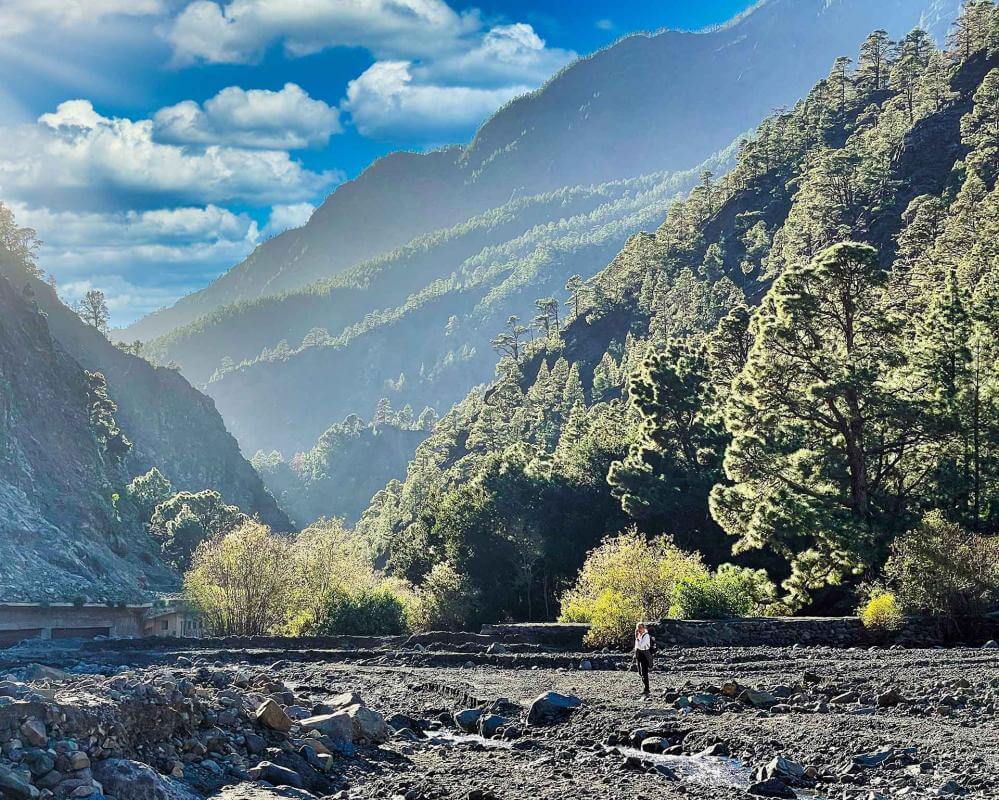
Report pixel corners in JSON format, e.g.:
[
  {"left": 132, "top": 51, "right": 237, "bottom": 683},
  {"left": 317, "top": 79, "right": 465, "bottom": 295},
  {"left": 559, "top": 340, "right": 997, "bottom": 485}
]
[{"left": 352, "top": 9, "right": 999, "bottom": 626}]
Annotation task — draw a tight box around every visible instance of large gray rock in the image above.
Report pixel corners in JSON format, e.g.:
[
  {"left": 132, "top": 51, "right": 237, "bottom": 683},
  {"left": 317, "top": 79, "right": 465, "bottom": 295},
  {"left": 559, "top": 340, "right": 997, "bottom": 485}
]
[
  {"left": 749, "top": 778, "right": 797, "bottom": 798},
  {"left": 0, "top": 766, "right": 39, "bottom": 800},
  {"left": 298, "top": 713, "right": 352, "bottom": 744},
  {"left": 255, "top": 700, "right": 293, "bottom": 732},
  {"left": 453, "top": 709, "right": 483, "bottom": 733},
  {"left": 526, "top": 692, "right": 582, "bottom": 726},
  {"left": 248, "top": 762, "right": 303, "bottom": 789},
  {"left": 93, "top": 759, "right": 200, "bottom": 800}
]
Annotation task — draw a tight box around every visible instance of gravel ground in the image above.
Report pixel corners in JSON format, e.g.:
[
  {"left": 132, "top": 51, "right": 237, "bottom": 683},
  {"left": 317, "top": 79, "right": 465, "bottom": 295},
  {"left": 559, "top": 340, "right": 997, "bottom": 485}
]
[
  {"left": 242, "top": 645, "right": 999, "bottom": 800},
  {"left": 3, "top": 642, "right": 996, "bottom": 800}
]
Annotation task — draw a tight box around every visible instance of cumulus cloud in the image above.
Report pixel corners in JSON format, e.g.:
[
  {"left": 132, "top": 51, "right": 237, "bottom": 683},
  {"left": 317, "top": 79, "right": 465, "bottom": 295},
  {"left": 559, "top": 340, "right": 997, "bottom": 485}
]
[
  {"left": 344, "top": 60, "right": 527, "bottom": 139},
  {"left": 263, "top": 203, "right": 315, "bottom": 237},
  {"left": 165, "top": 0, "right": 478, "bottom": 65},
  {"left": 153, "top": 83, "right": 341, "bottom": 150},
  {"left": 13, "top": 203, "right": 264, "bottom": 325},
  {"left": 343, "top": 24, "right": 574, "bottom": 140},
  {"left": 0, "top": 100, "right": 339, "bottom": 211},
  {"left": 0, "top": 0, "right": 164, "bottom": 39}
]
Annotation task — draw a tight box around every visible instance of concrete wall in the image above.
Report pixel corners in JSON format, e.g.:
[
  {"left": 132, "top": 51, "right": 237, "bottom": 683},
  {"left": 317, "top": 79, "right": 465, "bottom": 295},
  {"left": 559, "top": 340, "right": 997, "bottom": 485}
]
[{"left": 0, "top": 605, "right": 147, "bottom": 646}]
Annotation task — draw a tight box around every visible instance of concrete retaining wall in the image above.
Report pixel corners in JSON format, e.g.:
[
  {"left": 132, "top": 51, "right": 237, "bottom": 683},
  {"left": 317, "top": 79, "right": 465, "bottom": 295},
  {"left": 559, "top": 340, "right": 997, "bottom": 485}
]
[{"left": 0, "top": 604, "right": 147, "bottom": 647}]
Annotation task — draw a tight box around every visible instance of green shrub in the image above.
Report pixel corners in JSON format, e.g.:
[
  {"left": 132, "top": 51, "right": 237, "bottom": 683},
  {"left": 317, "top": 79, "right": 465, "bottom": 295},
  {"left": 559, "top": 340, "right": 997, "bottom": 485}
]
[
  {"left": 859, "top": 591, "right": 903, "bottom": 631},
  {"left": 671, "top": 564, "right": 777, "bottom": 620},
  {"left": 313, "top": 587, "right": 409, "bottom": 636},
  {"left": 558, "top": 529, "right": 710, "bottom": 647},
  {"left": 883, "top": 511, "right": 999, "bottom": 619},
  {"left": 410, "top": 562, "right": 478, "bottom": 631}
]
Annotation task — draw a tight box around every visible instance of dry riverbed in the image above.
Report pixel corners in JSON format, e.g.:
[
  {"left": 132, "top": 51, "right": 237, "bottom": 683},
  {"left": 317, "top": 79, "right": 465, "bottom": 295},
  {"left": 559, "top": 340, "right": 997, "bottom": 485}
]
[{"left": 0, "top": 639, "right": 996, "bottom": 800}]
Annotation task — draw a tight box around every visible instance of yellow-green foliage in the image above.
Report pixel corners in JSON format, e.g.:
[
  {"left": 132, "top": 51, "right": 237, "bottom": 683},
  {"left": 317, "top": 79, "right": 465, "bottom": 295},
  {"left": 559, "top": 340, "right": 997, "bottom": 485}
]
[
  {"left": 185, "top": 521, "right": 292, "bottom": 637},
  {"left": 859, "top": 591, "right": 904, "bottom": 631},
  {"left": 185, "top": 518, "right": 416, "bottom": 637},
  {"left": 558, "top": 529, "right": 709, "bottom": 647},
  {"left": 408, "top": 562, "right": 478, "bottom": 632}
]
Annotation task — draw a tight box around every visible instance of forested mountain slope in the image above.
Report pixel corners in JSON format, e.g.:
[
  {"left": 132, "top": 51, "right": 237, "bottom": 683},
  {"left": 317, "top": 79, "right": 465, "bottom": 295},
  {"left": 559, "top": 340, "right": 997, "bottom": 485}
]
[
  {"left": 0, "top": 266, "right": 176, "bottom": 602},
  {"left": 125, "top": 0, "right": 960, "bottom": 345},
  {"left": 354, "top": 12, "right": 999, "bottom": 625}
]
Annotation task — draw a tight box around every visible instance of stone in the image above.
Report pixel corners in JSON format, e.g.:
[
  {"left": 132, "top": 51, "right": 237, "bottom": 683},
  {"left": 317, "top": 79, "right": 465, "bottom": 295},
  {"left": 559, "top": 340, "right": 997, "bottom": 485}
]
[
  {"left": 486, "top": 643, "right": 508, "bottom": 655},
  {"left": 453, "top": 709, "right": 484, "bottom": 734},
  {"left": 0, "top": 766, "right": 40, "bottom": 800},
  {"left": 876, "top": 688, "right": 904, "bottom": 707},
  {"left": 936, "top": 779, "right": 967, "bottom": 796},
  {"left": 344, "top": 705, "right": 389, "bottom": 744},
  {"left": 477, "top": 715, "right": 508, "bottom": 739},
  {"left": 248, "top": 762, "right": 303, "bottom": 789},
  {"left": 983, "top": 640, "right": 998, "bottom": 649},
  {"left": 299, "top": 713, "right": 353, "bottom": 744},
  {"left": 255, "top": 700, "right": 293, "bottom": 732},
  {"left": 831, "top": 691, "right": 859, "bottom": 704},
  {"left": 244, "top": 733, "right": 267, "bottom": 755},
  {"left": 699, "top": 742, "right": 730, "bottom": 757},
  {"left": 69, "top": 753, "right": 90, "bottom": 771},
  {"left": 25, "top": 665, "right": 70, "bottom": 682},
  {"left": 764, "top": 757, "right": 806, "bottom": 784},
  {"left": 526, "top": 692, "right": 582, "bottom": 726},
  {"left": 739, "top": 688, "right": 778, "bottom": 709},
  {"left": 748, "top": 778, "right": 797, "bottom": 798},
  {"left": 329, "top": 692, "right": 363, "bottom": 710},
  {"left": 640, "top": 737, "right": 670, "bottom": 754},
  {"left": 92, "top": 759, "right": 200, "bottom": 800},
  {"left": 579, "top": 660, "right": 592, "bottom": 671},
  {"left": 20, "top": 720, "right": 47, "bottom": 748}
]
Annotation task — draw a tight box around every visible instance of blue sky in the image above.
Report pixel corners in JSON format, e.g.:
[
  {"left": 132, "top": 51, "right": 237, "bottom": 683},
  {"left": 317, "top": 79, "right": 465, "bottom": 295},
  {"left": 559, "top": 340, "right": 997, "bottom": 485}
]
[{"left": 0, "top": 0, "right": 755, "bottom": 325}]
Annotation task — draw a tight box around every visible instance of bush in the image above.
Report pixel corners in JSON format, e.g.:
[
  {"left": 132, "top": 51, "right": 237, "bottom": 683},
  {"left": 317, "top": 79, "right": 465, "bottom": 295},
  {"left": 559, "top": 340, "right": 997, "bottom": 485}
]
[
  {"left": 185, "top": 522, "right": 291, "bottom": 636},
  {"left": 883, "top": 511, "right": 999, "bottom": 619},
  {"left": 410, "top": 562, "right": 478, "bottom": 631},
  {"left": 558, "top": 529, "right": 710, "bottom": 647},
  {"left": 859, "top": 590, "right": 903, "bottom": 631},
  {"left": 313, "top": 586, "right": 410, "bottom": 636},
  {"left": 671, "top": 564, "right": 777, "bottom": 620}
]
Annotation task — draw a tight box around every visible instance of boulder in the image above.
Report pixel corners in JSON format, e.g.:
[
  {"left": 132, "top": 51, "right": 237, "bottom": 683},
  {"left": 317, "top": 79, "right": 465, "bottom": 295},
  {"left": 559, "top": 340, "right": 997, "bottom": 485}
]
[
  {"left": 344, "top": 705, "right": 389, "bottom": 744},
  {"left": 876, "top": 688, "right": 904, "bottom": 708},
  {"left": 527, "top": 692, "right": 582, "bottom": 726},
  {"left": 763, "top": 757, "right": 806, "bottom": 785},
  {"left": 299, "top": 713, "right": 353, "bottom": 744},
  {"left": 749, "top": 778, "right": 797, "bottom": 798},
  {"left": 248, "top": 762, "right": 303, "bottom": 790},
  {"left": 20, "top": 720, "right": 47, "bottom": 748},
  {"left": 0, "top": 766, "right": 39, "bottom": 800},
  {"left": 738, "top": 688, "right": 778, "bottom": 709},
  {"left": 453, "top": 709, "right": 484, "bottom": 734},
  {"left": 478, "top": 715, "right": 508, "bottom": 739},
  {"left": 329, "top": 692, "right": 363, "bottom": 710},
  {"left": 255, "top": 700, "right": 293, "bottom": 732},
  {"left": 92, "top": 759, "right": 200, "bottom": 800}
]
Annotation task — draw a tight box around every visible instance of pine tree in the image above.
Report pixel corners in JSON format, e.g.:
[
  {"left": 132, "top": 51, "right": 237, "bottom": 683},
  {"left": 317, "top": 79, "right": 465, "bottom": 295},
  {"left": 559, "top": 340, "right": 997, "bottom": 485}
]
[
  {"left": 962, "top": 67, "right": 999, "bottom": 179},
  {"left": 858, "top": 30, "right": 893, "bottom": 92}
]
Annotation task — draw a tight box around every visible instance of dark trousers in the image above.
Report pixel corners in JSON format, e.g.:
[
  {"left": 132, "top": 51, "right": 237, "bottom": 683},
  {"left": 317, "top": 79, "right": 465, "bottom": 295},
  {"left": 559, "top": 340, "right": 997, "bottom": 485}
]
[{"left": 636, "top": 650, "right": 652, "bottom": 693}]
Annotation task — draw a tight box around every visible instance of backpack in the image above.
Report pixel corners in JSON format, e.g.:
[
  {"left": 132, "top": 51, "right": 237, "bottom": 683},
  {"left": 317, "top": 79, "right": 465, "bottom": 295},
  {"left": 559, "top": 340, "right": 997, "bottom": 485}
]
[{"left": 649, "top": 635, "right": 658, "bottom": 655}]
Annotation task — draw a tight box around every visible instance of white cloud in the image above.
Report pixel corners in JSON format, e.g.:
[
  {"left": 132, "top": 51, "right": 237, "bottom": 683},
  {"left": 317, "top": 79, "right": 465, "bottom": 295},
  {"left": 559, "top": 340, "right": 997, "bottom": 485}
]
[
  {"left": 0, "top": 0, "right": 164, "bottom": 39},
  {"left": 342, "top": 24, "right": 573, "bottom": 140},
  {"left": 165, "top": 0, "right": 478, "bottom": 65},
  {"left": 417, "top": 23, "right": 574, "bottom": 88},
  {"left": 13, "top": 203, "right": 265, "bottom": 325},
  {"left": 264, "top": 203, "right": 315, "bottom": 237},
  {"left": 153, "top": 83, "right": 341, "bottom": 150},
  {"left": 344, "top": 60, "right": 528, "bottom": 139},
  {"left": 0, "top": 100, "right": 339, "bottom": 211}
]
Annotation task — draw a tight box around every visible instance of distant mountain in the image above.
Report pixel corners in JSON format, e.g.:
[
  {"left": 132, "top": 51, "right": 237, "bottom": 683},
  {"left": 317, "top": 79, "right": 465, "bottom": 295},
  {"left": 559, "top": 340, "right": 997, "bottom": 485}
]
[
  {"left": 125, "top": 0, "right": 960, "bottom": 345},
  {"left": 128, "top": 0, "right": 963, "bottom": 526}
]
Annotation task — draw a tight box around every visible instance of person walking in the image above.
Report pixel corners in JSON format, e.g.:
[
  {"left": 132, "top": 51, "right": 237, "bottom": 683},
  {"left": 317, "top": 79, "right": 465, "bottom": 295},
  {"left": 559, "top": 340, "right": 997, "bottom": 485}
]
[{"left": 634, "top": 623, "right": 653, "bottom": 696}]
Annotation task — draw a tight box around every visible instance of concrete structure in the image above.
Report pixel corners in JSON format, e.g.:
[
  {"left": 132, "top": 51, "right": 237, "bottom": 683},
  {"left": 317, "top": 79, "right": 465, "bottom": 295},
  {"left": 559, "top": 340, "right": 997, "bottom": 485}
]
[
  {"left": 143, "top": 598, "right": 205, "bottom": 638},
  {"left": 0, "top": 603, "right": 149, "bottom": 647}
]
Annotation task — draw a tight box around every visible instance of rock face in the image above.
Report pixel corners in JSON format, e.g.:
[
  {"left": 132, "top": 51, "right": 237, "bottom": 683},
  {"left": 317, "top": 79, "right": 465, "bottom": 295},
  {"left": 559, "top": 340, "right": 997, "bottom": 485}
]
[
  {"left": 92, "top": 759, "right": 200, "bottom": 800},
  {"left": 526, "top": 692, "right": 582, "bottom": 726}
]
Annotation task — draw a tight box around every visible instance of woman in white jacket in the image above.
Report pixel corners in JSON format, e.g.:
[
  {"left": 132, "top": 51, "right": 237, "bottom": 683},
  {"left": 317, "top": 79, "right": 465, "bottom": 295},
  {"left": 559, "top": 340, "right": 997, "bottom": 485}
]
[{"left": 634, "top": 623, "right": 653, "bottom": 696}]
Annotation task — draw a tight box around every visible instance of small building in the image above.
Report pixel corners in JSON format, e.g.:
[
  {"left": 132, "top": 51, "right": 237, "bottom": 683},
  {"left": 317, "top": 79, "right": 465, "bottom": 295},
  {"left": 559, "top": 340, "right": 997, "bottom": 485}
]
[
  {"left": 143, "top": 597, "right": 205, "bottom": 638},
  {"left": 0, "top": 602, "right": 150, "bottom": 647}
]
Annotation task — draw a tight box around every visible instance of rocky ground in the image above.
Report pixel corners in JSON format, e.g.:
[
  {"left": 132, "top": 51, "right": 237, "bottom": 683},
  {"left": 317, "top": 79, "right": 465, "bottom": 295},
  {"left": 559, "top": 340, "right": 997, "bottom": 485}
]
[{"left": 0, "top": 636, "right": 996, "bottom": 800}]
